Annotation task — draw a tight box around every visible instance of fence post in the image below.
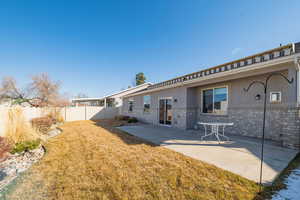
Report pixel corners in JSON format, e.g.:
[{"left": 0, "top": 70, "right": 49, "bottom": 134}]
[
  {"left": 65, "top": 106, "right": 67, "bottom": 121},
  {"left": 85, "top": 105, "right": 87, "bottom": 120}
]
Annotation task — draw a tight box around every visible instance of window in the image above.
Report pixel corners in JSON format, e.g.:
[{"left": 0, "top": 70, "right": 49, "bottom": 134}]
[
  {"left": 143, "top": 95, "right": 151, "bottom": 113},
  {"left": 128, "top": 98, "right": 134, "bottom": 112},
  {"left": 270, "top": 92, "right": 281, "bottom": 103},
  {"left": 202, "top": 87, "right": 228, "bottom": 115},
  {"left": 106, "top": 98, "right": 115, "bottom": 107}
]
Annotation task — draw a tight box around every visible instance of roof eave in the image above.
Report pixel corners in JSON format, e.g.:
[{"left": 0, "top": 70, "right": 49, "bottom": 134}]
[{"left": 123, "top": 54, "right": 296, "bottom": 98}]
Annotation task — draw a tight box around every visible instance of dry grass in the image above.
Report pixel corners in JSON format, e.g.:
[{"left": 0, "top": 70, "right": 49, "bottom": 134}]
[
  {"left": 4, "top": 106, "right": 39, "bottom": 144},
  {"left": 5, "top": 120, "right": 261, "bottom": 200},
  {"left": 43, "top": 107, "right": 64, "bottom": 123}
]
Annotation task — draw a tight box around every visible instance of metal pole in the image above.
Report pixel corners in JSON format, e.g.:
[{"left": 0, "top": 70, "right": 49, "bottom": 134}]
[
  {"left": 243, "top": 72, "right": 294, "bottom": 191},
  {"left": 259, "top": 86, "right": 267, "bottom": 189}
]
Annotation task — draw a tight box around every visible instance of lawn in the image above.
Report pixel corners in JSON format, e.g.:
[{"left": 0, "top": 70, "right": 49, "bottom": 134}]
[{"left": 3, "top": 120, "right": 261, "bottom": 200}]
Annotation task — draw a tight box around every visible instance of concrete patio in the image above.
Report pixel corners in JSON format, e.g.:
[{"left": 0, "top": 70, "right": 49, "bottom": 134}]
[{"left": 118, "top": 124, "right": 299, "bottom": 184}]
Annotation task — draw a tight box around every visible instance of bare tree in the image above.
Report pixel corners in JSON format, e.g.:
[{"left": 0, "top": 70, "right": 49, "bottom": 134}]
[
  {"left": 74, "top": 93, "right": 88, "bottom": 98},
  {"left": 0, "top": 73, "right": 68, "bottom": 107},
  {"left": 30, "top": 73, "right": 61, "bottom": 106},
  {"left": 52, "top": 93, "right": 71, "bottom": 107},
  {"left": 0, "top": 77, "right": 31, "bottom": 105}
]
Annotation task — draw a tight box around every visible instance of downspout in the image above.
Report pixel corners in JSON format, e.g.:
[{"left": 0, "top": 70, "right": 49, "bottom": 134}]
[
  {"left": 296, "top": 57, "right": 300, "bottom": 105},
  {"left": 295, "top": 57, "right": 300, "bottom": 151}
]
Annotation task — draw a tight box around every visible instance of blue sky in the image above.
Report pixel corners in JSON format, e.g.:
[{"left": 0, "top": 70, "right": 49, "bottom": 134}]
[{"left": 0, "top": 0, "right": 300, "bottom": 98}]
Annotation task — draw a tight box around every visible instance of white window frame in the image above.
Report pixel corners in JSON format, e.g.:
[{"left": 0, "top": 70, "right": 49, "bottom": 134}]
[
  {"left": 270, "top": 91, "right": 282, "bottom": 103},
  {"left": 201, "top": 85, "right": 228, "bottom": 115},
  {"left": 143, "top": 95, "right": 151, "bottom": 113}
]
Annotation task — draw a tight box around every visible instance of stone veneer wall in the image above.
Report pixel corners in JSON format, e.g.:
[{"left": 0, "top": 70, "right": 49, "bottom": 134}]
[{"left": 195, "top": 105, "right": 300, "bottom": 149}]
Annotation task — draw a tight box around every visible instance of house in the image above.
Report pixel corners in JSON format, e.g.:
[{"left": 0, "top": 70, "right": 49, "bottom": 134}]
[
  {"left": 72, "top": 83, "right": 151, "bottom": 107},
  {"left": 121, "top": 42, "right": 300, "bottom": 149}
]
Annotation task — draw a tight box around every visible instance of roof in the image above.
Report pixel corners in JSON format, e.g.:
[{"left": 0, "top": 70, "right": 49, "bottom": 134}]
[
  {"left": 146, "top": 43, "right": 298, "bottom": 91},
  {"left": 107, "top": 83, "right": 152, "bottom": 98},
  {"left": 72, "top": 82, "right": 152, "bottom": 102},
  {"left": 122, "top": 42, "right": 299, "bottom": 98}
]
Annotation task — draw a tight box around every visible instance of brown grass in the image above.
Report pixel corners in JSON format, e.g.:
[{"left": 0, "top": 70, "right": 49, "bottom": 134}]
[
  {"left": 43, "top": 107, "right": 65, "bottom": 123},
  {"left": 4, "top": 106, "right": 39, "bottom": 144},
  {"left": 5, "top": 120, "right": 261, "bottom": 200}
]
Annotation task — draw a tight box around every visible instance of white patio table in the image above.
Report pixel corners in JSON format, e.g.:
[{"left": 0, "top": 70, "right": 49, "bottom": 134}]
[{"left": 197, "top": 122, "right": 234, "bottom": 142}]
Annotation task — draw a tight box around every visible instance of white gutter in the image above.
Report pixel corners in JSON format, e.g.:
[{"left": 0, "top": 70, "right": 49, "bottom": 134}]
[
  {"left": 72, "top": 97, "right": 103, "bottom": 101},
  {"left": 295, "top": 56, "right": 300, "bottom": 104}
]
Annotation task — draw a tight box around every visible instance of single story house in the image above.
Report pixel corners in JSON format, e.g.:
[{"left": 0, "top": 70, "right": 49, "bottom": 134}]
[
  {"left": 121, "top": 42, "right": 300, "bottom": 149},
  {"left": 72, "top": 83, "right": 151, "bottom": 107}
]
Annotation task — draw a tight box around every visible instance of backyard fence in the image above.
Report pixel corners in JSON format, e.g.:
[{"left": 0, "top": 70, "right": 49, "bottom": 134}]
[
  {"left": 62, "top": 106, "right": 120, "bottom": 121},
  {"left": 0, "top": 106, "right": 120, "bottom": 137}
]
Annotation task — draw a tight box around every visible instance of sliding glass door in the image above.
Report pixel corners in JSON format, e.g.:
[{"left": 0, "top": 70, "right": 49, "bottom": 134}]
[{"left": 159, "top": 98, "right": 172, "bottom": 125}]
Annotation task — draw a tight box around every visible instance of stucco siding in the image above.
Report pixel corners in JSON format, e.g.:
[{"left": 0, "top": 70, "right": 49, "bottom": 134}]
[
  {"left": 121, "top": 66, "right": 299, "bottom": 148},
  {"left": 122, "top": 87, "right": 188, "bottom": 129},
  {"left": 295, "top": 42, "right": 300, "bottom": 53}
]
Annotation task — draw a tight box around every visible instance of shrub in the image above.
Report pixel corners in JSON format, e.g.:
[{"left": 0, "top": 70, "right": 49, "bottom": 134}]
[
  {"left": 11, "top": 140, "right": 41, "bottom": 154},
  {"left": 128, "top": 117, "right": 138, "bottom": 123},
  {"left": 4, "top": 106, "right": 39, "bottom": 144},
  {"left": 0, "top": 136, "right": 12, "bottom": 160},
  {"left": 31, "top": 116, "right": 55, "bottom": 134},
  {"left": 45, "top": 108, "right": 64, "bottom": 123},
  {"left": 115, "top": 115, "right": 130, "bottom": 121}
]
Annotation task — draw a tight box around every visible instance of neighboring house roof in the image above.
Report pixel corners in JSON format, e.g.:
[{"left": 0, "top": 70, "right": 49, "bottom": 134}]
[
  {"left": 124, "top": 42, "right": 300, "bottom": 98},
  {"left": 107, "top": 83, "right": 152, "bottom": 98},
  {"left": 72, "top": 82, "right": 152, "bottom": 102}
]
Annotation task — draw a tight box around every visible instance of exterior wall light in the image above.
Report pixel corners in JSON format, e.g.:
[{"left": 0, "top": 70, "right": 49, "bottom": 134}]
[{"left": 255, "top": 94, "right": 261, "bottom": 100}]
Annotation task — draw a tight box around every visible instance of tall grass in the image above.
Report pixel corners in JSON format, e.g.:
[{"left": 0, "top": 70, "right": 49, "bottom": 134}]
[
  {"left": 42, "top": 107, "right": 65, "bottom": 123},
  {"left": 4, "top": 106, "right": 39, "bottom": 144}
]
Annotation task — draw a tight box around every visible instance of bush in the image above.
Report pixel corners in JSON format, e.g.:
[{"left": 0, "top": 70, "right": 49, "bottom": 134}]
[
  {"left": 4, "top": 106, "right": 39, "bottom": 144},
  {"left": 128, "top": 117, "right": 138, "bottom": 123},
  {"left": 11, "top": 140, "right": 41, "bottom": 154},
  {"left": 45, "top": 108, "right": 64, "bottom": 123},
  {"left": 115, "top": 115, "right": 130, "bottom": 121},
  {"left": 31, "top": 116, "right": 55, "bottom": 134},
  {"left": 0, "top": 136, "right": 12, "bottom": 160}
]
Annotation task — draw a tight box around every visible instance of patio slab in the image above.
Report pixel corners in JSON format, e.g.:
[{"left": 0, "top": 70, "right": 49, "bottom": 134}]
[{"left": 118, "top": 124, "right": 299, "bottom": 184}]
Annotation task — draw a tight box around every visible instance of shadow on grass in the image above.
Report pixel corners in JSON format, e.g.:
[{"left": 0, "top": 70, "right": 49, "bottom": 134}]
[
  {"left": 92, "top": 119, "right": 300, "bottom": 200},
  {"left": 253, "top": 152, "right": 300, "bottom": 200},
  {"left": 92, "top": 119, "right": 157, "bottom": 147}
]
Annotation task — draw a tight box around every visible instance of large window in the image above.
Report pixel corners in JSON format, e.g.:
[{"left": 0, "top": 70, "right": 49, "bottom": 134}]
[
  {"left": 128, "top": 98, "right": 134, "bottom": 112},
  {"left": 143, "top": 95, "right": 151, "bottom": 113},
  {"left": 202, "top": 87, "right": 228, "bottom": 115}
]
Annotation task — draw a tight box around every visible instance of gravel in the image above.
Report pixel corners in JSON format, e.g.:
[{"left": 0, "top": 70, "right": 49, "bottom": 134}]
[
  {"left": 0, "top": 146, "right": 45, "bottom": 191},
  {"left": 0, "top": 126, "right": 62, "bottom": 192}
]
